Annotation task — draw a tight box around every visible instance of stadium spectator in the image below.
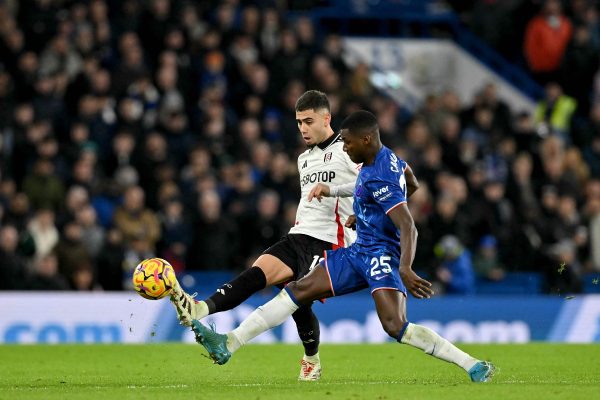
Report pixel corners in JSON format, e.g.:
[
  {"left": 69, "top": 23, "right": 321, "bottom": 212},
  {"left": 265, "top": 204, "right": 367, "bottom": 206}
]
[
  {"left": 113, "top": 185, "right": 161, "bottom": 251},
  {"left": 27, "top": 251, "right": 69, "bottom": 291},
  {"left": 187, "top": 189, "right": 239, "bottom": 270},
  {"left": 75, "top": 204, "right": 105, "bottom": 258},
  {"left": 512, "top": 111, "right": 541, "bottom": 154},
  {"left": 38, "top": 34, "right": 82, "bottom": 80},
  {"left": 477, "top": 178, "right": 517, "bottom": 263},
  {"left": 473, "top": 235, "right": 506, "bottom": 282},
  {"left": 407, "top": 182, "right": 435, "bottom": 274},
  {"left": 586, "top": 179, "right": 600, "bottom": 272},
  {"left": 53, "top": 220, "right": 92, "bottom": 289},
  {"left": 26, "top": 207, "right": 59, "bottom": 263},
  {"left": 506, "top": 153, "right": 541, "bottom": 266},
  {"left": 435, "top": 235, "right": 476, "bottom": 295},
  {"left": 22, "top": 158, "right": 65, "bottom": 212},
  {"left": 241, "top": 189, "right": 284, "bottom": 257},
  {"left": 524, "top": 0, "right": 573, "bottom": 83},
  {"left": 71, "top": 260, "right": 96, "bottom": 291},
  {"left": 534, "top": 82, "right": 577, "bottom": 140},
  {"left": 157, "top": 197, "right": 191, "bottom": 272},
  {"left": 429, "top": 194, "right": 471, "bottom": 248},
  {"left": 584, "top": 135, "right": 600, "bottom": 178},
  {"left": 95, "top": 228, "right": 126, "bottom": 291},
  {"left": 544, "top": 239, "right": 583, "bottom": 294},
  {"left": 4, "top": 192, "right": 31, "bottom": 232},
  {"left": 560, "top": 24, "right": 600, "bottom": 116},
  {"left": 439, "top": 114, "right": 468, "bottom": 176},
  {"left": 0, "top": 224, "right": 27, "bottom": 290},
  {"left": 104, "top": 129, "right": 136, "bottom": 178},
  {"left": 556, "top": 194, "right": 589, "bottom": 262}
]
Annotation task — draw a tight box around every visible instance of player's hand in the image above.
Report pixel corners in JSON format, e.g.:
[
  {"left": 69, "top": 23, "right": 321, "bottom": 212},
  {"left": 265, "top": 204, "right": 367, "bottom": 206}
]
[
  {"left": 308, "top": 183, "right": 331, "bottom": 202},
  {"left": 345, "top": 214, "right": 356, "bottom": 230},
  {"left": 399, "top": 268, "right": 434, "bottom": 299}
]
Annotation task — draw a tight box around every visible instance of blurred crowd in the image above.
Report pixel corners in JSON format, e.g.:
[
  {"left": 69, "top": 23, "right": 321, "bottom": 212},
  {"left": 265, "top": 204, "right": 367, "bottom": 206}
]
[{"left": 0, "top": 0, "right": 599, "bottom": 296}]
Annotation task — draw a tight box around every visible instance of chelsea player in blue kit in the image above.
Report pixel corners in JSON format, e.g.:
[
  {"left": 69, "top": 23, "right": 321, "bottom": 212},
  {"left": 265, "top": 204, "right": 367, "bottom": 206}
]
[{"left": 191, "top": 110, "right": 496, "bottom": 382}]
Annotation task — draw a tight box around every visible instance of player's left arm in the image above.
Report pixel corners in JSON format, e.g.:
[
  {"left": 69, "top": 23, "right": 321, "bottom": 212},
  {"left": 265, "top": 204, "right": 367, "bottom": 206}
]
[
  {"left": 403, "top": 164, "right": 419, "bottom": 198},
  {"left": 387, "top": 206, "right": 433, "bottom": 299}
]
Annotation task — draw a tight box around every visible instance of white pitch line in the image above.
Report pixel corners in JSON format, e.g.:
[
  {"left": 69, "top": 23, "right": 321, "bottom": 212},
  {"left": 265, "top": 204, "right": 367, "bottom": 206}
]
[
  {"left": 5, "top": 384, "right": 191, "bottom": 391},
  {"left": 126, "top": 384, "right": 190, "bottom": 389}
]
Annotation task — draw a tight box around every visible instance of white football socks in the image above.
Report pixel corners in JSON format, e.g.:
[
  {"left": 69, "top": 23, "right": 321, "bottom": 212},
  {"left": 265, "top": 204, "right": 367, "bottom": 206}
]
[
  {"left": 304, "top": 352, "right": 320, "bottom": 364},
  {"left": 400, "top": 323, "right": 478, "bottom": 372},
  {"left": 227, "top": 289, "right": 299, "bottom": 353},
  {"left": 194, "top": 301, "right": 209, "bottom": 320}
]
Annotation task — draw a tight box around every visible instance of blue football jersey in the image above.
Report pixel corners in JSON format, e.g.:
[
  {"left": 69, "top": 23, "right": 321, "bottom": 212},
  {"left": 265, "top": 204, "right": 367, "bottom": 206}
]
[{"left": 353, "top": 146, "right": 408, "bottom": 255}]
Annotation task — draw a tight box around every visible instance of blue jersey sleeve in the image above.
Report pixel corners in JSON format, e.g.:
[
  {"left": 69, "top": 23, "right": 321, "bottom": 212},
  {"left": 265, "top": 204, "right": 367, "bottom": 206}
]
[{"left": 365, "top": 157, "right": 408, "bottom": 215}]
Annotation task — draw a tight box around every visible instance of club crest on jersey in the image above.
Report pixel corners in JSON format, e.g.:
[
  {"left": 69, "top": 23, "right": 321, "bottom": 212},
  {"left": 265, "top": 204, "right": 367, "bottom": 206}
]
[{"left": 324, "top": 152, "right": 332, "bottom": 163}]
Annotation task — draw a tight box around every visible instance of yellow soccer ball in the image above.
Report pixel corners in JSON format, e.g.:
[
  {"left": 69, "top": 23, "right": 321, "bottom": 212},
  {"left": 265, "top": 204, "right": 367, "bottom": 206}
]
[{"left": 132, "top": 258, "right": 176, "bottom": 300}]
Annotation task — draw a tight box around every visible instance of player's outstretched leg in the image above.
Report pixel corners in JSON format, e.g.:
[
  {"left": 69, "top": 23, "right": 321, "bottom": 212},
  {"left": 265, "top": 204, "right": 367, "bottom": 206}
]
[
  {"left": 373, "top": 290, "right": 496, "bottom": 383},
  {"left": 399, "top": 322, "right": 496, "bottom": 382},
  {"left": 292, "top": 305, "right": 321, "bottom": 381},
  {"left": 191, "top": 288, "right": 303, "bottom": 364},
  {"left": 170, "top": 266, "right": 267, "bottom": 326}
]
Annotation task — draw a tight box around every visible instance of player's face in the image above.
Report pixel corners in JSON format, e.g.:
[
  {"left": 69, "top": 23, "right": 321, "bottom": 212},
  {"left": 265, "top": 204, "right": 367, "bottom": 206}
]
[
  {"left": 296, "top": 108, "right": 331, "bottom": 146},
  {"left": 340, "top": 129, "right": 364, "bottom": 163}
]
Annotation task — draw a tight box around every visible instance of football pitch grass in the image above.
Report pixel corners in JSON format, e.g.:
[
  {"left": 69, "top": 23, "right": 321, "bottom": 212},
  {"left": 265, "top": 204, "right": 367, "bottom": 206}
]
[{"left": 0, "top": 344, "right": 598, "bottom": 400}]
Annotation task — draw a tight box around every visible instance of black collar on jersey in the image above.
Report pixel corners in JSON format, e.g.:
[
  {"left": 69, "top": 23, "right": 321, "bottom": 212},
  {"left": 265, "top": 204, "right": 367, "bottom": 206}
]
[{"left": 316, "top": 133, "right": 341, "bottom": 150}]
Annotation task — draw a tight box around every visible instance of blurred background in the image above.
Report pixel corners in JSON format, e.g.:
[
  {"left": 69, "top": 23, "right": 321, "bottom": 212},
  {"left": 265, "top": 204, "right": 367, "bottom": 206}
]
[{"left": 1, "top": 0, "right": 599, "bottom": 344}]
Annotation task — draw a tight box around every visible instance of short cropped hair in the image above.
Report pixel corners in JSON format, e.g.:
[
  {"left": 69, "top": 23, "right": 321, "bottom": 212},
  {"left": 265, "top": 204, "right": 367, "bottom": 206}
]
[
  {"left": 295, "top": 90, "right": 330, "bottom": 113},
  {"left": 340, "top": 110, "right": 378, "bottom": 133}
]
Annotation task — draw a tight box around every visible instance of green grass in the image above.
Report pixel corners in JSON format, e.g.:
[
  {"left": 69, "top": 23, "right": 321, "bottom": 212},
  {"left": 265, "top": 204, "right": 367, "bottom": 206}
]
[{"left": 0, "top": 344, "right": 598, "bottom": 400}]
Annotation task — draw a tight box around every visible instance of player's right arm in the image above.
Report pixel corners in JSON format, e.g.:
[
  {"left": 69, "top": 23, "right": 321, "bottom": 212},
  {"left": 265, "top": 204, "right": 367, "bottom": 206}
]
[
  {"left": 387, "top": 205, "right": 433, "bottom": 299},
  {"left": 308, "top": 146, "right": 358, "bottom": 202},
  {"left": 308, "top": 182, "right": 355, "bottom": 202},
  {"left": 308, "top": 182, "right": 331, "bottom": 202}
]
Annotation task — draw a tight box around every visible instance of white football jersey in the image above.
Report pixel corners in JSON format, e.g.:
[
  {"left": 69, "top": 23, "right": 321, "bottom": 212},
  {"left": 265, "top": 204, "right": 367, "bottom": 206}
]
[{"left": 289, "top": 133, "right": 359, "bottom": 247}]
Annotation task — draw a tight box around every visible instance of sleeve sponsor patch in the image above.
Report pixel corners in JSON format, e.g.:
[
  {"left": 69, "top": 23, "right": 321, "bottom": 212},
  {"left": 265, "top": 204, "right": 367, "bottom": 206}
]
[{"left": 372, "top": 185, "right": 394, "bottom": 201}]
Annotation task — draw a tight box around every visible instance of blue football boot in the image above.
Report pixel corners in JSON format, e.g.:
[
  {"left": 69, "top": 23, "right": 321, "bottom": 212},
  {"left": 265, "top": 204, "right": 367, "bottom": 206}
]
[
  {"left": 468, "top": 361, "right": 496, "bottom": 382},
  {"left": 191, "top": 320, "right": 232, "bottom": 365}
]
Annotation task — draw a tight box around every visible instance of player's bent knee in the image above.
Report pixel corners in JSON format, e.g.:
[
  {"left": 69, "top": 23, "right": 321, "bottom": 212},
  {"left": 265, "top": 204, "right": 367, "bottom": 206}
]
[
  {"left": 287, "top": 281, "right": 318, "bottom": 304},
  {"left": 286, "top": 281, "right": 307, "bottom": 303},
  {"left": 380, "top": 317, "right": 406, "bottom": 338},
  {"left": 255, "top": 255, "right": 294, "bottom": 285}
]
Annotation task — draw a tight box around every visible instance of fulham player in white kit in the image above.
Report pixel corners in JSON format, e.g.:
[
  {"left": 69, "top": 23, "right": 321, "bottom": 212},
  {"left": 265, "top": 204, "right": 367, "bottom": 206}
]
[{"left": 170, "top": 90, "right": 358, "bottom": 380}]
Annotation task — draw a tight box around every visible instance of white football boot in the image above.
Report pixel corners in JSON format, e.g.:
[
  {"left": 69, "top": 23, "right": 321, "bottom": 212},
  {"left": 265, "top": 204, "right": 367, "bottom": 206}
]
[
  {"left": 169, "top": 282, "right": 200, "bottom": 327},
  {"left": 298, "top": 354, "right": 322, "bottom": 381}
]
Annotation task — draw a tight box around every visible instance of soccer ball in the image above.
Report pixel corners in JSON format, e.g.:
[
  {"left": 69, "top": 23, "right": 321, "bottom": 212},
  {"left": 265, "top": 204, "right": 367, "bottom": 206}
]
[{"left": 132, "top": 258, "right": 176, "bottom": 300}]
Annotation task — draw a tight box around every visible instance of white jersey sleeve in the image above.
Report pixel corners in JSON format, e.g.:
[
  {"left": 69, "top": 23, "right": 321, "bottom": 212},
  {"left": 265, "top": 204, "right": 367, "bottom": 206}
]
[{"left": 289, "top": 134, "right": 358, "bottom": 247}]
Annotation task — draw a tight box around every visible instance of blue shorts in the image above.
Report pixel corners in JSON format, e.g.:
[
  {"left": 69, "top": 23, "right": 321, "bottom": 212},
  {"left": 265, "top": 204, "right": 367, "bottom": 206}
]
[{"left": 322, "top": 245, "right": 406, "bottom": 296}]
